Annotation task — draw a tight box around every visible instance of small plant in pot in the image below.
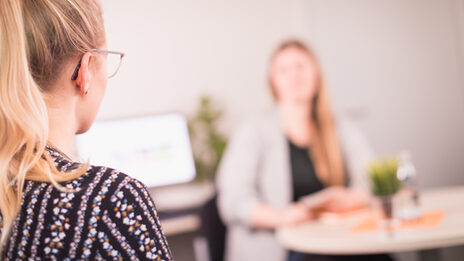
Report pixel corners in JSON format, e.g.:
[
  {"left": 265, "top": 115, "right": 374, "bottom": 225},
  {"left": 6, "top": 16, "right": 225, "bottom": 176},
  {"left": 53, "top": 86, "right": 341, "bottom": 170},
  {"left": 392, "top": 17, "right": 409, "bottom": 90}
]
[
  {"left": 367, "top": 158, "right": 401, "bottom": 235},
  {"left": 188, "top": 96, "right": 227, "bottom": 182}
]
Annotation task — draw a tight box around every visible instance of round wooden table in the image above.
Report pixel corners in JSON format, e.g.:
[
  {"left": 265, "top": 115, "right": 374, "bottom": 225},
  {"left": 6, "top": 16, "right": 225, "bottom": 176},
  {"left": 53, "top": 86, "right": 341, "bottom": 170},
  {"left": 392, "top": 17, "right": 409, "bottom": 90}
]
[{"left": 276, "top": 186, "right": 464, "bottom": 260}]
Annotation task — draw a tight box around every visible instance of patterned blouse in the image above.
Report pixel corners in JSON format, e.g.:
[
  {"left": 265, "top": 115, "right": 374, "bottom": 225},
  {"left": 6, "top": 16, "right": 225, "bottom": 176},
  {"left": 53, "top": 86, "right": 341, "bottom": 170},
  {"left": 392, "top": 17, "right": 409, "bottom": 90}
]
[{"left": 2, "top": 147, "right": 173, "bottom": 260}]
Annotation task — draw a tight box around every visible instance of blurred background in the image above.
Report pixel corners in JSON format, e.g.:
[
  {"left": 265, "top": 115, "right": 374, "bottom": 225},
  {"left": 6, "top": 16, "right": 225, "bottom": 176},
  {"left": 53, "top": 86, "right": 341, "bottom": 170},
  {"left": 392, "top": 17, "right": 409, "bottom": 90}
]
[{"left": 95, "top": 0, "right": 464, "bottom": 260}]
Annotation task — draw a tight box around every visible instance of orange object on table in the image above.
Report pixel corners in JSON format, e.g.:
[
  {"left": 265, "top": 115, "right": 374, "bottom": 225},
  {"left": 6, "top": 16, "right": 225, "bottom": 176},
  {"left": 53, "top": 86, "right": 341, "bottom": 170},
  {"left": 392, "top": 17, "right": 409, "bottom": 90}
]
[{"left": 352, "top": 210, "right": 445, "bottom": 233}]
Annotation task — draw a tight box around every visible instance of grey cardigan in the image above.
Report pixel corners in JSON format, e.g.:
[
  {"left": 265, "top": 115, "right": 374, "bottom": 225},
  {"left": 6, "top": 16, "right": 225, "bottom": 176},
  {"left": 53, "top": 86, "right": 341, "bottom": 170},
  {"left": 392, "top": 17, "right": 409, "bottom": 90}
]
[{"left": 216, "top": 110, "right": 374, "bottom": 261}]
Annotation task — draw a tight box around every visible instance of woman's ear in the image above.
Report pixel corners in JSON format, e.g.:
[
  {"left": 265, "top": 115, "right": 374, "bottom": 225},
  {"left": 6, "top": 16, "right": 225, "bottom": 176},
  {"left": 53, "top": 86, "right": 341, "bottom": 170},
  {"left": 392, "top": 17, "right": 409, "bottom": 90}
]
[{"left": 74, "top": 52, "right": 93, "bottom": 96}]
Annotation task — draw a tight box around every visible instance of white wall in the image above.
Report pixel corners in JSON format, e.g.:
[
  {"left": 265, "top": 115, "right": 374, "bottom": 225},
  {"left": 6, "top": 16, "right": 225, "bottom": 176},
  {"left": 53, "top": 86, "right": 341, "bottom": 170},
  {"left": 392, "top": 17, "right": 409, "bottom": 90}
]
[
  {"left": 99, "top": 0, "right": 303, "bottom": 131},
  {"left": 98, "top": 0, "right": 464, "bottom": 189},
  {"left": 298, "top": 0, "right": 464, "bottom": 189}
]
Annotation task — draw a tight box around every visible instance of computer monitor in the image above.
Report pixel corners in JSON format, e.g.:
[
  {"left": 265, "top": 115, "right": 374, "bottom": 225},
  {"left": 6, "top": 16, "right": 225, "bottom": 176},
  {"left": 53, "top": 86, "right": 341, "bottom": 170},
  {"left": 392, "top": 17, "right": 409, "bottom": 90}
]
[{"left": 75, "top": 113, "right": 196, "bottom": 188}]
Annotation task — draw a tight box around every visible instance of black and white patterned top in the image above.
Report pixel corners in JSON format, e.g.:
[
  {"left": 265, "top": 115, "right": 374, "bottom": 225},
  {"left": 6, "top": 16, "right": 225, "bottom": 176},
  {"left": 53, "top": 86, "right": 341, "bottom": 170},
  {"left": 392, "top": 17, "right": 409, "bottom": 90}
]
[{"left": 2, "top": 147, "right": 173, "bottom": 260}]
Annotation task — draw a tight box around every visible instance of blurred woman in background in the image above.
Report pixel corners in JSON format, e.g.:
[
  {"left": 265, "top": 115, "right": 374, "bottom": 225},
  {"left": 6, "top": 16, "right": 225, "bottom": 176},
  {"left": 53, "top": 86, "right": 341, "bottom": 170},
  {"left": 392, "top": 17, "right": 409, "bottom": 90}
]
[
  {"left": 217, "top": 40, "right": 391, "bottom": 261},
  {"left": 0, "top": 0, "right": 172, "bottom": 259}
]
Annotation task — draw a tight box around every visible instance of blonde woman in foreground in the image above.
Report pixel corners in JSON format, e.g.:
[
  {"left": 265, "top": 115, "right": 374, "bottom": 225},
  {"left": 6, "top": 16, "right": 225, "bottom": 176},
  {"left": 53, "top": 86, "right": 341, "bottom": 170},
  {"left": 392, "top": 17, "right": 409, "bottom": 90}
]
[{"left": 0, "top": 0, "right": 172, "bottom": 260}]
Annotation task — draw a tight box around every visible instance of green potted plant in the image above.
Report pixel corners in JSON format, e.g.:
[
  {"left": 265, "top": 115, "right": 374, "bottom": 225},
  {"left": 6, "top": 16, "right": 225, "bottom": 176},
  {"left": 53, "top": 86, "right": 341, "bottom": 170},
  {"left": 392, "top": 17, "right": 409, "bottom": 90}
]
[
  {"left": 367, "top": 158, "right": 401, "bottom": 234},
  {"left": 189, "top": 96, "right": 227, "bottom": 182}
]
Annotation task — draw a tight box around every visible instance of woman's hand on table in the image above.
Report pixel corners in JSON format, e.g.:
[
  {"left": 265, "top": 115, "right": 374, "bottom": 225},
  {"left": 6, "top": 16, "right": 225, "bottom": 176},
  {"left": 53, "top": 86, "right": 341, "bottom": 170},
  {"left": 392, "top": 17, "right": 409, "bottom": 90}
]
[
  {"left": 250, "top": 187, "right": 367, "bottom": 230},
  {"left": 250, "top": 203, "right": 314, "bottom": 229},
  {"left": 318, "top": 187, "right": 368, "bottom": 213},
  {"left": 279, "top": 203, "right": 314, "bottom": 227}
]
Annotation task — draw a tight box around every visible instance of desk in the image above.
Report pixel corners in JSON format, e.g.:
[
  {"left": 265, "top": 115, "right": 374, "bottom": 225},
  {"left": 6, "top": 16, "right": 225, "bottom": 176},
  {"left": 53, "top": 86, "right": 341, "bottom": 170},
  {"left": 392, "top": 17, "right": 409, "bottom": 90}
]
[
  {"left": 148, "top": 181, "right": 215, "bottom": 236},
  {"left": 276, "top": 186, "right": 464, "bottom": 260}
]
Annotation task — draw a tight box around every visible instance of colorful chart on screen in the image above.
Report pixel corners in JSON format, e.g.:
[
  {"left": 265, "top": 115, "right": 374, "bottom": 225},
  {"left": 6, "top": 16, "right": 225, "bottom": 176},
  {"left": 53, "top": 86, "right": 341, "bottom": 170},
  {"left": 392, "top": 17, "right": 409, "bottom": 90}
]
[{"left": 75, "top": 113, "right": 196, "bottom": 187}]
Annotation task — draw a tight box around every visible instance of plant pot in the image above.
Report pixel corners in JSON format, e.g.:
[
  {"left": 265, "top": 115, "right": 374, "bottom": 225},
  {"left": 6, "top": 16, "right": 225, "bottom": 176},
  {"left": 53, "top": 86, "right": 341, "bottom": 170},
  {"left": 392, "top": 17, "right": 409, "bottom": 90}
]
[
  {"left": 379, "top": 195, "right": 394, "bottom": 219},
  {"left": 373, "top": 195, "right": 398, "bottom": 238}
]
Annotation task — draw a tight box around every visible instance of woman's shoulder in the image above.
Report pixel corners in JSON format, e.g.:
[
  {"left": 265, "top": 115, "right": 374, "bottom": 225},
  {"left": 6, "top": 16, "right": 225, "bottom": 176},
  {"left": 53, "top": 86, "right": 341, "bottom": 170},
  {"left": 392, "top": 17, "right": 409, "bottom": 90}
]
[
  {"left": 80, "top": 165, "right": 172, "bottom": 259},
  {"left": 46, "top": 147, "right": 148, "bottom": 197},
  {"left": 47, "top": 150, "right": 153, "bottom": 214},
  {"left": 234, "top": 109, "right": 280, "bottom": 134},
  {"left": 333, "top": 116, "right": 375, "bottom": 179},
  {"left": 84, "top": 165, "right": 153, "bottom": 209},
  {"left": 59, "top": 164, "right": 170, "bottom": 255},
  {"left": 22, "top": 165, "right": 170, "bottom": 259},
  {"left": 225, "top": 109, "right": 284, "bottom": 151},
  {"left": 11, "top": 148, "right": 172, "bottom": 260},
  {"left": 61, "top": 163, "right": 151, "bottom": 207}
]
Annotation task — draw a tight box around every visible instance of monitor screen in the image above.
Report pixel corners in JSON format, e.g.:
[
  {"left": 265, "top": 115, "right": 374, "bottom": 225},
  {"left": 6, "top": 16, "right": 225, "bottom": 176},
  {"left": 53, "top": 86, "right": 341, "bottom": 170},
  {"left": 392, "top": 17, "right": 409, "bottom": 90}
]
[{"left": 75, "top": 113, "right": 196, "bottom": 187}]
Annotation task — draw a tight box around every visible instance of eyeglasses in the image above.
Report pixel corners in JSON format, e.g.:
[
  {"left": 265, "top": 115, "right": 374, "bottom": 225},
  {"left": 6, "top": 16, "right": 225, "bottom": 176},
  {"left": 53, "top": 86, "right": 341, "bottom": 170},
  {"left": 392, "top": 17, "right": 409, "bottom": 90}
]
[{"left": 71, "top": 49, "right": 125, "bottom": 80}]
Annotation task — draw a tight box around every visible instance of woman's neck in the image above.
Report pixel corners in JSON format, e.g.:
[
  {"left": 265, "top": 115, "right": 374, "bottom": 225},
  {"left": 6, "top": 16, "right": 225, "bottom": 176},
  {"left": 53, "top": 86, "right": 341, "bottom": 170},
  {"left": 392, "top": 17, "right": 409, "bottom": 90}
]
[
  {"left": 278, "top": 101, "right": 313, "bottom": 147},
  {"left": 47, "top": 105, "right": 76, "bottom": 159}
]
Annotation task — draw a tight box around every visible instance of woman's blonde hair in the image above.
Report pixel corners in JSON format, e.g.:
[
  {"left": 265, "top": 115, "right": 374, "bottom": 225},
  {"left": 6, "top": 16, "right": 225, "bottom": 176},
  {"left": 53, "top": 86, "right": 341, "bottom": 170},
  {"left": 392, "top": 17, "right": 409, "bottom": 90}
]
[
  {"left": 0, "top": 0, "right": 104, "bottom": 250},
  {"left": 268, "top": 39, "right": 345, "bottom": 187}
]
